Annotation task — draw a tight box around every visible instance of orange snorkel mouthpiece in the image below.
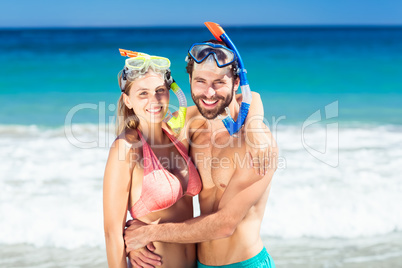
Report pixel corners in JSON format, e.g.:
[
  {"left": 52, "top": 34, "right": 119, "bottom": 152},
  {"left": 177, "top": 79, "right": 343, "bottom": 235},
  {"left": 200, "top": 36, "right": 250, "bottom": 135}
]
[
  {"left": 119, "top": 48, "right": 139, "bottom": 58},
  {"left": 204, "top": 22, "right": 225, "bottom": 41}
]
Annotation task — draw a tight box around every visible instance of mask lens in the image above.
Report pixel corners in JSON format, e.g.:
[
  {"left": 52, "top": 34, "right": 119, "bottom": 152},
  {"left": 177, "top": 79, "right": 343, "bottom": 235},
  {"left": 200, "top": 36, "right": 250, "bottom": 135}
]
[
  {"left": 213, "top": 48, "right": 234, "bottom": 66},
  {"left": 190, "top": 44, "right": 212, "bottom": 61},
  {"left": 126, "top": 57, "right": 146, "bottom": 69},
  {"left": 150, "top": 57, "right": 170, "bottom": 69}
]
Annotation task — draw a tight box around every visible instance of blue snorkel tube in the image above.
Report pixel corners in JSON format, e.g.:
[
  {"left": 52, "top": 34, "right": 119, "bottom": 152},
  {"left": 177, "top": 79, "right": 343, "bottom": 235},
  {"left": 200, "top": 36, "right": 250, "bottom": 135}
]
[{"left": 205, "top": 22, "right": 252, "bottom": 136}]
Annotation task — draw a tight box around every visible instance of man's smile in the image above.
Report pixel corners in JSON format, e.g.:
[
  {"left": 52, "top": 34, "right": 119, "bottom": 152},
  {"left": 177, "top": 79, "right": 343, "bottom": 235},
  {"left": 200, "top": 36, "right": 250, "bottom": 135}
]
[{"left": 201, "top": 99, "right": 219, "bottom": 108}]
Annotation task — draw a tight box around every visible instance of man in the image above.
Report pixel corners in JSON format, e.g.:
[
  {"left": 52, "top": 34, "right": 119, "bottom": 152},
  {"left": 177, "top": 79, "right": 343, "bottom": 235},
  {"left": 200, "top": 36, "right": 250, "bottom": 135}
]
[{"left": 125, "top": 40, "right": 278, "bottom": 267}]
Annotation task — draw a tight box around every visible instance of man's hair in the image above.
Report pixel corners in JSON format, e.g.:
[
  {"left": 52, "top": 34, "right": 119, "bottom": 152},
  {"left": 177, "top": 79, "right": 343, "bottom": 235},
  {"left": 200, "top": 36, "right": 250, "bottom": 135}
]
[{"left": 186, "top": 39, "right": 239, "bottom": 79}]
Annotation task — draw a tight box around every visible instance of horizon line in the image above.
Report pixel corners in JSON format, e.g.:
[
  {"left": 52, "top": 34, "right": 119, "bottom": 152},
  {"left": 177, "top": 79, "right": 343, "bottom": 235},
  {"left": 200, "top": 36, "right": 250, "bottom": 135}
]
[{"left": 1, "top": 24, "right": 402, "bottom": 30}]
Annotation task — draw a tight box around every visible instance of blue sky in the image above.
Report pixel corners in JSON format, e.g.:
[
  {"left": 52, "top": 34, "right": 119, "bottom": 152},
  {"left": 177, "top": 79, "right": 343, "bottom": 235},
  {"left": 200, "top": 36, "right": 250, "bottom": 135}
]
[{"left": 1, "top": 0, "right": 401, "bottom": 27}]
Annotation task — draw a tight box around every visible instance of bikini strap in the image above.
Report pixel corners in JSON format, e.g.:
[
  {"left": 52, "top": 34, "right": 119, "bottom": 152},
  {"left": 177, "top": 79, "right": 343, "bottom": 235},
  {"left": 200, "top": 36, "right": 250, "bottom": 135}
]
[
  {"left": 162, "top": 128, "right": 190, "bottom": 162},
  {"left": 136, "top": 129, "right": 162, "bottom": 172}
]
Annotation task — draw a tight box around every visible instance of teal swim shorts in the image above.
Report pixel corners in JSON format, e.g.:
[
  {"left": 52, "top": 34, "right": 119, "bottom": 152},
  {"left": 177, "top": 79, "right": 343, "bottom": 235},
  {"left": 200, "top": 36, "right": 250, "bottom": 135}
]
[{"left": 196, "top": 247, "right": 275, "bottom": 268}]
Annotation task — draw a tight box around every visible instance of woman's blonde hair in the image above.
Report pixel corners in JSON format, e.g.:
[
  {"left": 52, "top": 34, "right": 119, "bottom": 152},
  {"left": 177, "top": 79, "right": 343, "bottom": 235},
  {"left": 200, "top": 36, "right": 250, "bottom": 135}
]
[{"left": 115, "top": 74, "right": 139, "bottom": 136}]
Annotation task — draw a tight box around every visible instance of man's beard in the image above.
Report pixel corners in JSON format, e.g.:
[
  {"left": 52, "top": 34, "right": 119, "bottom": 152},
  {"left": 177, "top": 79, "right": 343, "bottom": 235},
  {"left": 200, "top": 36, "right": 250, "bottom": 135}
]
[{"left": 191, "top": 89, "right": 234, "bottom": 120}]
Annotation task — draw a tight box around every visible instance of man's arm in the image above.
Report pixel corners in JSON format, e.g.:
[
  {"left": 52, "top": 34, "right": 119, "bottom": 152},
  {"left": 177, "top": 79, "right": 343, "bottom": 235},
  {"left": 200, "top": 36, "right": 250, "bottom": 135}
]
[
  {"left": 124, "top": 143, "right": 277, "bottom": 251},
  {"left": 237, "top": 91, "right": 276, "bottom": 176}
]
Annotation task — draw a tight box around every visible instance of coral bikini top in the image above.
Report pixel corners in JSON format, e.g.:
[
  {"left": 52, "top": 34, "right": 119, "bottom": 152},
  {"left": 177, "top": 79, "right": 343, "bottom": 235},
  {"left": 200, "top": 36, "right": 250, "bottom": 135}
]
[{"left": 129, "top": 128, "right": 202, "bottom": 219}]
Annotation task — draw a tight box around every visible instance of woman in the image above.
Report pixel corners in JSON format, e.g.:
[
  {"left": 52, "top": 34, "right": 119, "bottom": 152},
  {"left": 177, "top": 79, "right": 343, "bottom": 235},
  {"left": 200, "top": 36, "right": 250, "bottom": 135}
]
[{"left": 103, "top": 50, "right": 201, "bottom": 267}]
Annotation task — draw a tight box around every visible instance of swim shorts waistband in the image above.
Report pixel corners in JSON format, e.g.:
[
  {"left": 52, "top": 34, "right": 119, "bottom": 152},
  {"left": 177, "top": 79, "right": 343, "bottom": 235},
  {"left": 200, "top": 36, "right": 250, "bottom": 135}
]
[{"left": 196, "top": 247, "right": 275, "bottom": 268}]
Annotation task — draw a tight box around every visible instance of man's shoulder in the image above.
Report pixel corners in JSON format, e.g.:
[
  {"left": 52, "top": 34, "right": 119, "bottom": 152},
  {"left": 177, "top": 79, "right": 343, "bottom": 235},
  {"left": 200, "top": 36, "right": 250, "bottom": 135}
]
[
  {"left": 236, "top": 91, "right": 260, "bottom": 104},
  {"left": 186, "top": 105, "right": 201, "bottom": 119},
  {"left": 185, "top": 106, "right": 207, "bottom": 134}
]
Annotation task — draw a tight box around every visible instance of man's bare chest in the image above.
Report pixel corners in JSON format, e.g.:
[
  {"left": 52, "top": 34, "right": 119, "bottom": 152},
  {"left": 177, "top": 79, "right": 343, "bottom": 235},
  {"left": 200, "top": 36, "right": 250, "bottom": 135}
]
[{"left": 190, "top": 131, "right": 246, "bottom": 190}]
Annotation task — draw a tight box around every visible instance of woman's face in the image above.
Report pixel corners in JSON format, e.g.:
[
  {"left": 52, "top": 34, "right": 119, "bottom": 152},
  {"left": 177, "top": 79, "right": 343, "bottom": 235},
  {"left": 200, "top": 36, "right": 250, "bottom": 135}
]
[{"left": 123, "top": 71, "right": 170, "bottom": 124}]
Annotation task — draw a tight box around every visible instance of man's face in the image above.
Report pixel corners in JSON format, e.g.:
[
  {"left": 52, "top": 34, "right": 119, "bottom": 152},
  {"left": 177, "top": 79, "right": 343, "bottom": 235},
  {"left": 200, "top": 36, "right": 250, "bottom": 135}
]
[{"left": 190, "top": 61, "right": 237, "bottom": 120}]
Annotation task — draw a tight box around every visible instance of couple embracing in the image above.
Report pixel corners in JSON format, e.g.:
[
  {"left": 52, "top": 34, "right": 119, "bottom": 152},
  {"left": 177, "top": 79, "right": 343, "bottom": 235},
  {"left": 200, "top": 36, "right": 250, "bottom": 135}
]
[{"left": 103, "top": 22, "right": 278, "bottom": 268}]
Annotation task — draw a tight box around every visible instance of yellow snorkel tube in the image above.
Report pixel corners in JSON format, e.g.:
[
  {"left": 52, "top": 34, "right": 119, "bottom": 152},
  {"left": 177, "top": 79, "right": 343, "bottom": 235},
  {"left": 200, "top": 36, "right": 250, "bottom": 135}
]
[{"left": 164, "top": 73, "right": 187, "bottom": 133}]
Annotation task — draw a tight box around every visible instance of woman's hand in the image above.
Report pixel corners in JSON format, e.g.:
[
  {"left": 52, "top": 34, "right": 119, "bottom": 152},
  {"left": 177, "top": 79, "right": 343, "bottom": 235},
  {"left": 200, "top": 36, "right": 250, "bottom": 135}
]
[{"left": 128, "top": 243, "right": 162, "bottom": 268}]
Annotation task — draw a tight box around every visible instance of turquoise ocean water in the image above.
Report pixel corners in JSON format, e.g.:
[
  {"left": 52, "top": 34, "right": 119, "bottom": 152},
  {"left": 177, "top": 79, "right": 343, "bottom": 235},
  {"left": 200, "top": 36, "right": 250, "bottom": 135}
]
[
  {"left": 1, "top": 27, "right": 402, "bottom": 267},
  {"left": 0, "top": 27, "right": 401, "bottom": 125}
]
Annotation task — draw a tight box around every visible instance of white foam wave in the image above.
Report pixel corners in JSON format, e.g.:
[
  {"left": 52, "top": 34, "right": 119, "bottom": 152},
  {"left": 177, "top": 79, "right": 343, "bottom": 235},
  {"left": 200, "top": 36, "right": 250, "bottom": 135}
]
[
  {"left": 263, "top": 124, "right": 402, "bottom": 239},
  {"left": 0, "top": 124, "right": 113, "bottom": 249},
  {"left": 1, "top": 123, "right": 402, "bottom": 248}
]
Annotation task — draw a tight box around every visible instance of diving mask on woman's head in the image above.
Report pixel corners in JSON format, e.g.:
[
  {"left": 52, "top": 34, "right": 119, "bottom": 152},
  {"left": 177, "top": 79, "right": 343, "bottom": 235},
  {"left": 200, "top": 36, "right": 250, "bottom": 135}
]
[
  {"left": 119, "top": 49, "right": 171, "bottom": 92},
  {"left": 187, "top": 43, "right": 237, "bottom": 68}
]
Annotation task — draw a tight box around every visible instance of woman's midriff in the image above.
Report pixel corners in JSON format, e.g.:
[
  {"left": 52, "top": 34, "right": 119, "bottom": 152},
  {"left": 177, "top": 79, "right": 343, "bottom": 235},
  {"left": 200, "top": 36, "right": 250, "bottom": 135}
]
[
  {"left": 153, "top": 242, "right": 196, "bottom": 268},
  {"left": 133, "top": 197, "right": 197, "bottom": 267}
]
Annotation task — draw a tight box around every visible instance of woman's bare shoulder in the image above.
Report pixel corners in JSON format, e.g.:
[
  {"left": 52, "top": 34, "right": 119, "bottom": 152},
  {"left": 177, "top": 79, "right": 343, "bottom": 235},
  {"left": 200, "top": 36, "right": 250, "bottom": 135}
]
[{"left": 109, "top": 129, "right": 142, "bottom": 163}]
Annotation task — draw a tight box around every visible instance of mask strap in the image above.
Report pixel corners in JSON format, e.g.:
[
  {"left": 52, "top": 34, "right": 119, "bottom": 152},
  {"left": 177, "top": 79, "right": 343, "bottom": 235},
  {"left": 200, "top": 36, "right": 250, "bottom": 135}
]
[{"left": 120, "top": 69, "right": 127, "bottom": 92}]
